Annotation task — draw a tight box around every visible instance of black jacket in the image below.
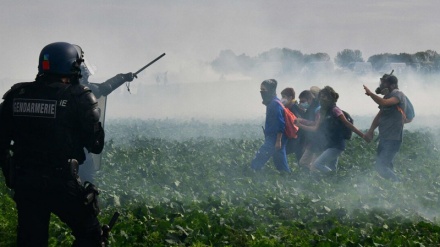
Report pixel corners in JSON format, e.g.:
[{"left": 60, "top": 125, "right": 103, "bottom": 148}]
[{"left": 0, "top": 78, "right": 104, "bottom": 168}]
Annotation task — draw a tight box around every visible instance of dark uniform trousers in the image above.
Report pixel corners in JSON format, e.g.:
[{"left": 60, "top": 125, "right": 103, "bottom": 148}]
[{"left": 14, "top": 168, "right": 101, "bottom": 247}]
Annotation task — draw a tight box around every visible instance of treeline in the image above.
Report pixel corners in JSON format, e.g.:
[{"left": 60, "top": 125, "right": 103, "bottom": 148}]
[{"left": 211, "top": 48, "right": 440, "bottom": 77}]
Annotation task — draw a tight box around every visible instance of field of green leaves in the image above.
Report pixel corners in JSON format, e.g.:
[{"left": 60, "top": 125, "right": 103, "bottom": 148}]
[{"left": 1, "top": 119, "right": 440, "bottom": 246}]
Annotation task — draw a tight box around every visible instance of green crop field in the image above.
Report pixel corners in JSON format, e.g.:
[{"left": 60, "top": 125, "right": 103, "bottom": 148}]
[{"left": 1, "top": 119, "right": 440, "bottom": 246}]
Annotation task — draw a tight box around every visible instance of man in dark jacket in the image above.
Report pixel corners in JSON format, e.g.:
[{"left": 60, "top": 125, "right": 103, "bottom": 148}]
[
  {"left": 0, "top": 42, "right": 105, "bottom": 246},
  {"left": 251, "top": 79, "right": 290, "bottom": 173}
]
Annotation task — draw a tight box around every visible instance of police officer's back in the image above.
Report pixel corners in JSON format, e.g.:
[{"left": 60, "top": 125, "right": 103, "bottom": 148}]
[{"left": 0, "top": 42, "right": 104, "bottom": 246}]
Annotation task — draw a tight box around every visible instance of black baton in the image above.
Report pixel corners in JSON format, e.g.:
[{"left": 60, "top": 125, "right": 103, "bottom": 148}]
[{"left": 134, "top": 53, "right": 166, "bottom": 76}]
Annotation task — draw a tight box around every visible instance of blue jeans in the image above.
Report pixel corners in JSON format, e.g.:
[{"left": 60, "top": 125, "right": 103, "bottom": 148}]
[
  {"left": 251, "top": 134, "right": 290, "bottom": 172},
  {"left": 313, "top": 148, "right": 343, "bottom": 173},
  {"left": 375, "top": 139, "right": 402, "bottom": 181}
]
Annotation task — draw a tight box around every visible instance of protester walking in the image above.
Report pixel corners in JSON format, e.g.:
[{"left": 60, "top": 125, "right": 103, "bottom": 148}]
[
  {"left": 280, "top": 87, "right": 304, "bottom": 162},
  {"left": 363, "top": 72, "right": 410, "bottom": 181},
  {"left": 297, "top": 90, "right": 323, "bottom": 170},
  {"left": 297, "top": 86, "right": 367, "bottom": 173},
  {"left": 251, "top": 79, "right": 291, "bottom": 173}
]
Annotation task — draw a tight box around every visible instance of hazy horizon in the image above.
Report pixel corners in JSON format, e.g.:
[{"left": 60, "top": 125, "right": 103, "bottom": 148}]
[{"left": 1, "top": 0, "right": 439, "bottom": 125}]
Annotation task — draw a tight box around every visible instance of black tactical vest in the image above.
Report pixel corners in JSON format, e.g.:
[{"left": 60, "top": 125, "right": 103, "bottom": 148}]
[{"left": 5, "top": 80, "right": 96, "bottom": 168}]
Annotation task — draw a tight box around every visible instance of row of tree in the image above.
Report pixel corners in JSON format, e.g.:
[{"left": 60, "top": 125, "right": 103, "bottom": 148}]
[{"left": 211, "top": 48, "right": 440, "bottom": 76}]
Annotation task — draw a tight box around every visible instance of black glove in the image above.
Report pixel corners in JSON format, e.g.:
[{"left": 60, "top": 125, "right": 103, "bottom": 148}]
[
  {"left": 122, "top": 72, "right": 137, "bottom": 82},
  {"left": 83, "top": 181, "right": 100, "bottom": 216}
]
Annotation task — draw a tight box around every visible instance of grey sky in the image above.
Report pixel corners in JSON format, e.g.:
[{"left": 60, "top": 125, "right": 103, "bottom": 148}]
[
  {"left": 1, "top": 0, "right": 439, "bottom": 80},
  {"left": 1, "top": 0, "right": 439, "bottom": 121}
]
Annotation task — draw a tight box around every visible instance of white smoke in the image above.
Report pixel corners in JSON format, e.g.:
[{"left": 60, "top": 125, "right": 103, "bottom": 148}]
[{"left": 94, "top": 64, "right": 439, "bottom": 133}]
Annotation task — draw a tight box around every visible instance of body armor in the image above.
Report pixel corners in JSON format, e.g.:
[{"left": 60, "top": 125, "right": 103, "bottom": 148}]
[{"left": 1, "top": 78, "right": 104, "bottom": 168}]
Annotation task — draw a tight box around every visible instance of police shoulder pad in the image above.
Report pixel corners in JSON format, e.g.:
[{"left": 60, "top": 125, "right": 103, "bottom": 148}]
[
  {"left": 2, "top": 82, "right": 33, "bottom": 99},
  {"left": 70, "top": 83, "right": 92, "bottom": 96}
]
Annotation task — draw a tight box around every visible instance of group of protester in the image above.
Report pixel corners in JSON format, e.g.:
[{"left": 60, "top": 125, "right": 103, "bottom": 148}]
[{"left": 251, "top": 72, "right": 411, "bottom": 182}]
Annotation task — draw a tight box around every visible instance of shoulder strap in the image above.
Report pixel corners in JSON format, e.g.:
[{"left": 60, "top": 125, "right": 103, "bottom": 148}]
[
  {"left": 332, "top": 106, "right": 337, "bottom": 116},
  {"left": 396, "top": 105, "right": 411, "bottom": 123},
  {"left": 396, "top": 105, "right": 406, "bottom": 119},
  {"left": 275, "top": 99, "right": 285, "bottom": 109},
  {"left": 395, "top": 93, "right": 407, "bottom": 122}
]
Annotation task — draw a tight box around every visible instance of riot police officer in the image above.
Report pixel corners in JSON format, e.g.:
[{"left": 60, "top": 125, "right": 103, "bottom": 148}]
[
  {"left": 0, "top": 42, "right": 105, "bottom": 246},
  {"left": 73, "top": 44, "right": 135, "bottom": 183}
]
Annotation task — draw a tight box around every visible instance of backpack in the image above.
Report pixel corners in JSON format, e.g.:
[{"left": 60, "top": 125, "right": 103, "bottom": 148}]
[
  {"left": 340, "top": 110, "right": 354, "bottom": 140},
  {"left": 276, "top": 100, "right": 299, "bottom": 139},
  {"left": 397, "top": 95, "right": 415, "bottom": 123},
  {"left": 326, "top": 107, "right": 353, "bottom": 140}
]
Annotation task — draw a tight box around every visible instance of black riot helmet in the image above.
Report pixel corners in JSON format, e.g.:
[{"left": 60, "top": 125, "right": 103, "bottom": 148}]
[{"left": 38, "top": 42, "right": 83, "bottom": 78}]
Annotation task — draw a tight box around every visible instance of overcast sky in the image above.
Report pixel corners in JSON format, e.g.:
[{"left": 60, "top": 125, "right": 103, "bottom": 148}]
[
  {"left": 1, "top": 0, "right": 439, "bottom": 120},
  {"left": 1, "top": 0, "right": 439, "bottom": 81}
]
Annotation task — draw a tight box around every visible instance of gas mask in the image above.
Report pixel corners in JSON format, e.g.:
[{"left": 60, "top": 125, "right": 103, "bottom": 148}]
[
  {"left": 375, "top": 83, "right": 390, "bottom": 95},
  {"left": 376, "top": 70, "right": 394, "bottom": 95},
  {"left": 377, "top": 87, "right": 390, "bottom": 95}
]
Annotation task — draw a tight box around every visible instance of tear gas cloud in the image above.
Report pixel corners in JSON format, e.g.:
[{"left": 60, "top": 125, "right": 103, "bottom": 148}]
[
  {"left": 1, "top": 1, "right": 440, "bottom": 129},
  {"left": 2, "top": 58, "right": 438, "bottom": 130},
  {"left": 90, "top": 63, "right": 439, "bottom": 131}
]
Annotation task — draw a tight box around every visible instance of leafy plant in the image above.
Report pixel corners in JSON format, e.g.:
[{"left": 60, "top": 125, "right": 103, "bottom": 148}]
[{"left": 1, "top": 120, "right": 439, "bottom": 246}]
